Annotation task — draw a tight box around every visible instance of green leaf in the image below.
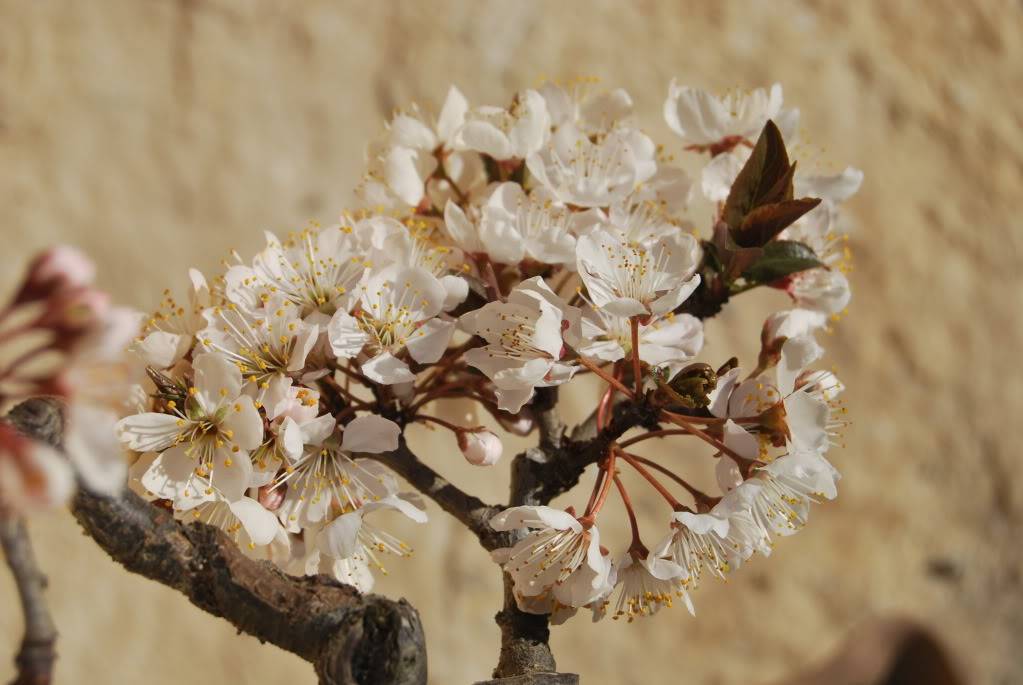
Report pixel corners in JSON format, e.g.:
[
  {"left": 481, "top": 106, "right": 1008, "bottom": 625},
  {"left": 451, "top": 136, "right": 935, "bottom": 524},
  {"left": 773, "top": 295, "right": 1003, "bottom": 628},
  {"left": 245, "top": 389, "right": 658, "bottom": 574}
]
[
  {"left": 742, "top": 240, "right": 825, "bottom": 284},
  {"left": 722, "top": 120, "right": 790, "bottom": 229},
  {"left": 733, "top": 197, "right": 822, "bottom": 248}
]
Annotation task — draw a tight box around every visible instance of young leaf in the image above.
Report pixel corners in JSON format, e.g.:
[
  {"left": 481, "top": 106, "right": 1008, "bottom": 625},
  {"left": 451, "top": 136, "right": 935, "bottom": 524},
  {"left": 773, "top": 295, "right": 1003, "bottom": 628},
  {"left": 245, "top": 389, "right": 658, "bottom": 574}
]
[
  {"left": 722, "top": 120, "right": 790, "bottom": 229},
  {"left": 742, "top": 240, "right": 824, "bottom": 284},
  {"left": 733, "top": 197, "right": 822, "bottom": 248}
]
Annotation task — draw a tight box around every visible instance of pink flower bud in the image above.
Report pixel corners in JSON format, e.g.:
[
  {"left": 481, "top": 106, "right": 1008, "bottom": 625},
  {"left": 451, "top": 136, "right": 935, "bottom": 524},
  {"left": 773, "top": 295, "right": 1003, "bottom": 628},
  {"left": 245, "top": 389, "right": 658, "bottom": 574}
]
[
  {"left": 35, "top": 246, "right": 96, "bottom": 289},
  {"left": 258, "top": 484, "right": 286, "bottom": 511},
  {"left": 13, "top": 246, "right": 96, "bottom": 305},
  {"left": 496, "top": 412, "right": 534, "bottom": 437},
  {"left": 457, "top": 429, "right": 502, "bottom": 466}
]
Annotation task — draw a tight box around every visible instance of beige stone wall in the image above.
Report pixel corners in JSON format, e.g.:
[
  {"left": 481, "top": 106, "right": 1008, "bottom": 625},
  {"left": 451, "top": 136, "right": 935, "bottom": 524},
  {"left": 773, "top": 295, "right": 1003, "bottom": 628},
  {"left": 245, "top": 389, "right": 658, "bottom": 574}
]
[{"left": 1, "top": 1, "right": 1021, "bottom": 683}]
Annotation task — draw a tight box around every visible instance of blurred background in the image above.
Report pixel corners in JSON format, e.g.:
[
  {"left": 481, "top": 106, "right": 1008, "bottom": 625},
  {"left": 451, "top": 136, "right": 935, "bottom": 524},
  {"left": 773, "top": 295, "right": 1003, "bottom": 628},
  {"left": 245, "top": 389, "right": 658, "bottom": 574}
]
[{"left": 1, "top": 1, "right": 1021, "bottom": 683}]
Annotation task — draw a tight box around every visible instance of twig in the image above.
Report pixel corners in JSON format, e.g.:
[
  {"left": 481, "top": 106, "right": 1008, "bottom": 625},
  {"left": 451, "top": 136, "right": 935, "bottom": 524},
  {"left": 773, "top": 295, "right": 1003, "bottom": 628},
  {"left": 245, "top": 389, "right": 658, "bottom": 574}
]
[
  {"left": 361, "top": 440, "right": 501, "bottom": 549},
  {"left": 0, "top": 517, "right": 57, "bottom": 685}
]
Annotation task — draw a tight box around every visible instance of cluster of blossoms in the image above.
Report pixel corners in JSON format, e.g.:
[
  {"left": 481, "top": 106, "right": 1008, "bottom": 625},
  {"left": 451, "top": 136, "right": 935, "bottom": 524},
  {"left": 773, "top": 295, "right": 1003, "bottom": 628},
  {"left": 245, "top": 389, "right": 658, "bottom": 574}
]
[
  {"left": 112, "top": 78, "right": 859, "bottom": 613},
  {"left": 0, "top": 247, "right": 138, "bottom": 514}
]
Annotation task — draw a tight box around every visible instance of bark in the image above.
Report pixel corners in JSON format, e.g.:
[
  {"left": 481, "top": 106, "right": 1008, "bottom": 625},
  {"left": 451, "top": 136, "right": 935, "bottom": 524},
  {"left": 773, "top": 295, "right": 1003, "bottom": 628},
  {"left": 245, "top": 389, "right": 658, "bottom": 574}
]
[
  {"left": 0, "top": 517, "right": 57, "bottom": 685},
  {"left": 5, "top": 398, "right": 427, "bottom": 685}
]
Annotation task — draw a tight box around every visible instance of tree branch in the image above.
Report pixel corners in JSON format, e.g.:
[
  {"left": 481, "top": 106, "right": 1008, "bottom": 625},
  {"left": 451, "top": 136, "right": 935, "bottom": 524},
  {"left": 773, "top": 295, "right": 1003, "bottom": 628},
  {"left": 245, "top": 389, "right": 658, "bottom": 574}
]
[
  {"left": 5, "top": 398, "right": 427, "bottom": 685},
  {"left": 363, "top": 440, "right": 502, "bottom": 549},
  {"left": 0, "top": 516, "right": 57, "bottom": 685}
]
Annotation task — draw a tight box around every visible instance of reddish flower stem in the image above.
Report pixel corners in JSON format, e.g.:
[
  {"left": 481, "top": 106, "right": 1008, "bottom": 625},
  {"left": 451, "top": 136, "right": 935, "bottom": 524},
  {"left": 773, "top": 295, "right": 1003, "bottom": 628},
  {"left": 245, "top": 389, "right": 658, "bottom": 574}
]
[
  {"left": 660, "top": 410, "right": 751, "bottom": 465},
  {"left": 577, "top": 357, "right": 634, "bottom": 398},
  {"left": 630, "top": 317, "right": 643, "bottom": 397},
  {"left": 616, "top": 449, "right": 683, "bottom": 509},
  {"left": 617, "top": 428, "right": 692, "bottom": 449},
  {"left": 614, "top": 474, "right": 644, "bottom": 553}
]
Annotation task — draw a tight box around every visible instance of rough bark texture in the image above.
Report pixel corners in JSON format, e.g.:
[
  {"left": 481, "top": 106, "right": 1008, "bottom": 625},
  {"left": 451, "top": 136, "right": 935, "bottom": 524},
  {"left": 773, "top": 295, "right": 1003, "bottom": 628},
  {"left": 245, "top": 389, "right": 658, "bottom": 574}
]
[
  {"left": 5, "top": 399, "right": 427, "bottom": 685},
  {"left": 0, "top": 517, "right": 57, "bottom": 685}
]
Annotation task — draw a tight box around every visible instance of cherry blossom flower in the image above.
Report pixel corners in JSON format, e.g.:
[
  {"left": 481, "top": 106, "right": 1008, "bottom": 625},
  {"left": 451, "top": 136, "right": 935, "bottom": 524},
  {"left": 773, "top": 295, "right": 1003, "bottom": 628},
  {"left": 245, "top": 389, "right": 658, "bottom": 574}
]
[
  {"left": 0, "top": 246, "right": 142, "bottom": 511},
  {"left": 225, "top": 227, "right": 369, "bottom": 322},
  {"left": 360, "top": 86, "right": 485, "bottom": 210},
  {"left": 198, "top": 295, "right": 320, "bottom": 403},
  {"left": 607, "top": 553, "right": 690, "bottom": 621},
  {"left": 134, "top": 268, "right": 211, "bottom": 369},
  {"left": 444, "top": 184, "right": 581, "bottom": 267},
  {"left": 577, "top": 307, "right": 703, "bottom": 376},
  {"left": 663, "top": 81, "right": 792, "bottom": 149},
  {"left": 526, "top": 125, "right": 654, "bottom": 208},
  {"left": 327, "top": 265, "right": 454, "bottom": 384},
  {"left": 490, "top": 506, "right": 614, "bottom": 609},
  {"left": 454, "top": 89, "right": 550, "bottom": 160},
  {"left": 462, "top": 278, "right": 581, "bottom": 412},
  {"left": 273, "top": 414, "right": 400, "bottom": 529},
  {"left": 576, "top": 228, "right": 701, "bottom": 318},
  {"left": 538, "top": 78, "right": 633, "bottom": 134},
  {"left": 121, "top": 353, "right": 263, "bottom": 502}
]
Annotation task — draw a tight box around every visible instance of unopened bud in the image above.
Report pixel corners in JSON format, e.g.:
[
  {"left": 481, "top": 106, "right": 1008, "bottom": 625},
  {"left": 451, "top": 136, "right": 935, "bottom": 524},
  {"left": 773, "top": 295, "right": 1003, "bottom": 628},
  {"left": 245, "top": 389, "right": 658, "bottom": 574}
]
[
  {"left": 495, "top": 408, "right": 534, "bottom": 437},
  {"left": 457, "top": 429, "right": 502, "bottom": 466},
  {"left": 258, "top": 483, "right": 285, "bottom": 511},
  {"left": 14, "top": 246, "right": 96, "bottom": 305}
]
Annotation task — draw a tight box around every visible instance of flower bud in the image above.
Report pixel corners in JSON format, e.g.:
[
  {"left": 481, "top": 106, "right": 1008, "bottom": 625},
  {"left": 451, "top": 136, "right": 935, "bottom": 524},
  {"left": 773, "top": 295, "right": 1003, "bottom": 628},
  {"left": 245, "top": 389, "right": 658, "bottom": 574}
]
[
  {"left": 258, "top": 483, "right": 285, "bottom": 511},
  {"left": 457, "top": 429, "right": 502, "bottom": 466},
  {"left": 13, "top": 246, "right": 96, "bottom": 306},
  {"left": 494, "top": 408, "right": 534, "bottom": 437}
]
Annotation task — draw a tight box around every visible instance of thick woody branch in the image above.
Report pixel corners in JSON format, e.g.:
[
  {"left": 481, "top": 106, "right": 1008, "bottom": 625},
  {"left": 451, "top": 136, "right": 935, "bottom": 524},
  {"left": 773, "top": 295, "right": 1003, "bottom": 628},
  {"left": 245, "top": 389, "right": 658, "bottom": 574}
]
[
  {"left": 363, "top": 440, "right": 502, "bottom": 549},
  {"left": 0, "top": 517, "right": 57, "bottom": 685},
  {"left": 523, "top": 400, "right": 659, "bottom": 508},
  {"left": 5, "top": 399, "right": 427, "bottom": 685}
]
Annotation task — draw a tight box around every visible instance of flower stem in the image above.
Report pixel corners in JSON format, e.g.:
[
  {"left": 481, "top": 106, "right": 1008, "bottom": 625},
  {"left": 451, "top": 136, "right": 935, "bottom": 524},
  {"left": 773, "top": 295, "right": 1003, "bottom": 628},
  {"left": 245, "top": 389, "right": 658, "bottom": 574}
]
[
  {"left": 630, "top": 316, "right": 642, "bottom": 397},
  {"left": 613, "top": 474, "right": 644, "bottom": 554},
  {"left": 577, "top": 357, "right": 634, "bottom": 398},
  {"left": 660, "top": 410, "right": 751, "bottom": 465},
  {"left": 617, "top": 428, "right": 692, "bottom": 449},
  {"left": 616, "top": 449, "right": 683, "bottom": 509}
]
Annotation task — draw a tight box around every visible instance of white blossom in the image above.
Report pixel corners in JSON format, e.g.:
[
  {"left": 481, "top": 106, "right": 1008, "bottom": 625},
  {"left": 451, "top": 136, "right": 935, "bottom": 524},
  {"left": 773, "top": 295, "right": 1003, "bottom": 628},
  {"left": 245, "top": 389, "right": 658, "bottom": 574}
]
[
  {"left": 491, "top": 506, "right": 613, "bottom": 609},
  {"left": 121, "top": 353, "right": 264, "bottom": 502},
  {"left": 462, "top": 278, "right": 581, "bottom": 412},
  {"left": 526, "top": 125, "right": 654, "bottom": 208},
  {"left": 576, "top": 228, "right": 701, "bottom": 318},
  {"left": 327, "top": 265, "right": 454, "bottom": 384}
]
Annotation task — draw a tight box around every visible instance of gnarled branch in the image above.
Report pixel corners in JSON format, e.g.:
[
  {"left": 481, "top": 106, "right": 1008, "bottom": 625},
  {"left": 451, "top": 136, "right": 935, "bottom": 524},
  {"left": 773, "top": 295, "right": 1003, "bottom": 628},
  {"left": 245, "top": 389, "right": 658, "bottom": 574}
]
[{"left": 5, "top": 398, "right": 427, "bottom": 685}]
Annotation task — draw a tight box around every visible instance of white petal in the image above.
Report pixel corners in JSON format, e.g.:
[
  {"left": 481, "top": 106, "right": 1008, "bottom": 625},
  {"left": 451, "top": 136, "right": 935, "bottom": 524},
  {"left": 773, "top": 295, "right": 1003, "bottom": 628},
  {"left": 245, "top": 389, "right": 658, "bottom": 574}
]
[
  {"left": 389, "top": 115, "right": 437, "bottom": 150},
  {"left": 116, "top": 412, "right": 181, "bottom": 452},
  {"left": 385, "top": 146, "right": 428, "bottom": 207},
  {"left": 279, "top": 417, "right": 304, "bottom": 460},
  {"left": 361, "top": 352, "right": 415, "bottom": 385},
  {"left": 223, "top": 396, "right": 264, "bottom": 452},
  {"left": 406, "top": 318, "right": 455, "bottom": 364},
  {"left": 211, "top": 446, "right": 253, "bottom": 501},
  {"left": 316, "top": 511, "right": 364, "bottom": 559},
  {"left": 193, "top": 352, "right": 242, "bottom": 409},
  {"left": 134, "top": 331, "right": 189, "bottom": 369},
  {"left": 437, "top": 86, "right": 468, "bottom": 143},
  {"left": 229, "top": 497, "right": 280, "bottom": 547},
  {"left": 723, "top": 419, "right": 759, "bottom": 461},
  {"left": 327, "top": 310, "right": 370, "bottom": 360},
  {"left": 341, "top": 415, "right": 400, "bottom": 454},
  {"left": 64, "top": 404, "right": 126, "bottom": 496},
  {"left": 458, "top": 121, "right": 514, "bottom": 159},
  {"left": 778, "top": 335, "right": 823, "bottom": 396}
]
